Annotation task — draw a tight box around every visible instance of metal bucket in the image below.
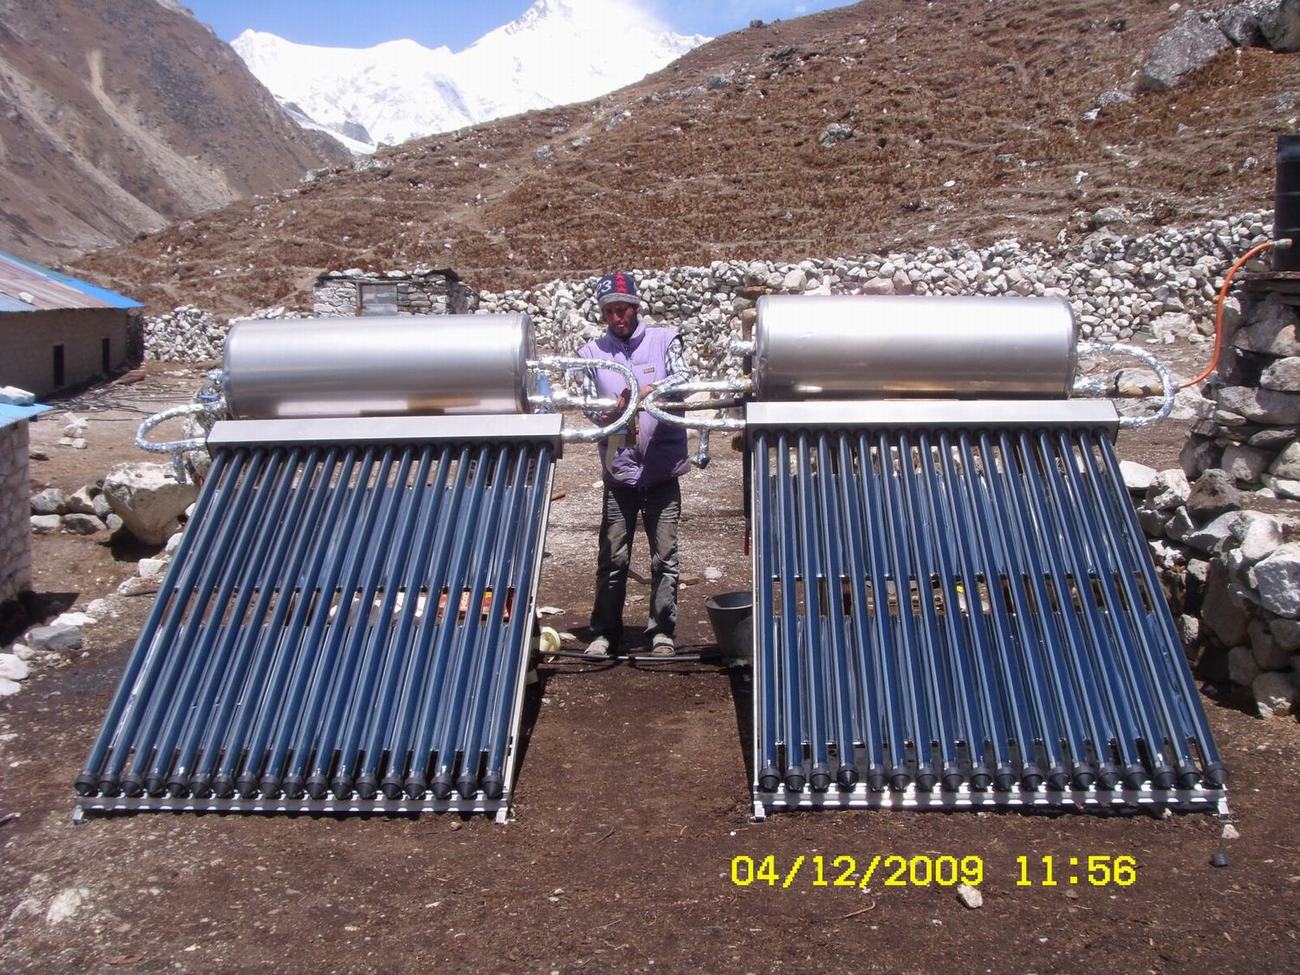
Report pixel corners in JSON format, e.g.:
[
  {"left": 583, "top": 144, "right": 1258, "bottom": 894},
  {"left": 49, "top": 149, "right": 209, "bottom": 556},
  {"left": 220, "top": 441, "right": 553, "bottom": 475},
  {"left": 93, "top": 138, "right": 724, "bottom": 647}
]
[{"left": 705, "top": 591, "right": 753, "bottom": 663}]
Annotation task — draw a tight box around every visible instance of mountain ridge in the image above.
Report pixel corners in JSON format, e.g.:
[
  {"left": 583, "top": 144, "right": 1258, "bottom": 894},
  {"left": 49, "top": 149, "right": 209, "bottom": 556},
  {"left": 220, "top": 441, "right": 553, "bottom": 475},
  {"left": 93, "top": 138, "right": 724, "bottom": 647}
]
[
  {"left": 0, "top": 0, "right": 349, "bottom": 264},
  {"left": 231, "top": 0, "right": 709, "bottom": 150}
]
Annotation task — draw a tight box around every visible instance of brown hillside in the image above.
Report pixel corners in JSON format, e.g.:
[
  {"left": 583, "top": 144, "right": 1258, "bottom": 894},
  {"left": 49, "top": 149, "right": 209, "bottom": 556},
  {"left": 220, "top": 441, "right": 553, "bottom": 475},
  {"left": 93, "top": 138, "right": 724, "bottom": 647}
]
[
  {"left": 73, "top": 0, "right": 1297, "bottom": 315},
  {"left": 0, "top": 0, "right": 348, "bottom": 264}
]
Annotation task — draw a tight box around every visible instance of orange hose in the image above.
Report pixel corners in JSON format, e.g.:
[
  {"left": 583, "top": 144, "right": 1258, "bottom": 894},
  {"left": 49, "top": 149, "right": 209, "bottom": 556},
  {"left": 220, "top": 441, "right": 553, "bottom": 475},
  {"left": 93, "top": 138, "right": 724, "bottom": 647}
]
[{"left": 1179, "top": 240, "right": 1276, "bottom": 389}]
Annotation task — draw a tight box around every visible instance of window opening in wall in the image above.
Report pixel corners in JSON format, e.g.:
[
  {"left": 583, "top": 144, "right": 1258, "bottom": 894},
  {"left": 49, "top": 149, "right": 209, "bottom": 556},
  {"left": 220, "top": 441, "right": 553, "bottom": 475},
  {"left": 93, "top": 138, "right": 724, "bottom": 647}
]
[
  {"left": 358, "top": 283, "right": 399, "bottom": 316},
  {"left": 102, "top": 337, "right": 111, "bottom": 374},
  {"left": 53, "top": 344, "right": 65, "bottom": 388}
]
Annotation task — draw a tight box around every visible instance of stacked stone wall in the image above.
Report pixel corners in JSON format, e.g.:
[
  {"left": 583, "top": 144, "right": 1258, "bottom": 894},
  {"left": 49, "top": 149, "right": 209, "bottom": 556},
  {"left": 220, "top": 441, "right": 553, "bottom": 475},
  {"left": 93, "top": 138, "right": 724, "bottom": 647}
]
[{"left": 0, "top": 421, "right": 32, "bottom": 605}]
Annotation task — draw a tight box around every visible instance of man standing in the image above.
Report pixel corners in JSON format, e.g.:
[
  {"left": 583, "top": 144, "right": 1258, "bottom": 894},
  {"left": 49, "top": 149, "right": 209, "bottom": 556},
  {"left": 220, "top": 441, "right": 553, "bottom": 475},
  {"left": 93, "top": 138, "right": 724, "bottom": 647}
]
[{"left": 578, "top": 271, "right": 689, "bottom": 657}]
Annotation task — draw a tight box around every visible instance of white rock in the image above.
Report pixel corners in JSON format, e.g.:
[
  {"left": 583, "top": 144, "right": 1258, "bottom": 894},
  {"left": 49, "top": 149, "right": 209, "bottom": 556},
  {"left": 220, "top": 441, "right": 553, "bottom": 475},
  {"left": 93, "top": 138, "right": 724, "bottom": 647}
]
[
  {"left": 956, "top": 884, "right": 983, "bottom": 909},
  {"left": 1252, "top": 671, "right": 1297, "bottom": 718},
  {"left": 45, "top": 888, "right": 89, "bottom": 925},
  {"left": 1145, "top": 469, "right": 1190, "bottom": 510},
  {"left": 30, "top": 514, "right": 62, "bottom": 534},
  {"left": 0, "top": 677, "right": 20, "bottom": 697},
  {"left": 704, "top": 566, "right": 723, "bottom": 581},
  {"left": 53, "top": 611, "right": 97, "bottom": 628},
  {"left": 102, "top": 462, "right": 200, "bottom": 545},
  {"left": 0, "top": 653, "right": 29, "bottom": 681},
  {"left": 1119, "top": 461, "right": 1158, "bottom": 493},
  {"left": 1249, "top": 543, "right": 1300, "bottom": 618},
  {"left": 137, "top": 558, "right": 168, "bottom": 578}
]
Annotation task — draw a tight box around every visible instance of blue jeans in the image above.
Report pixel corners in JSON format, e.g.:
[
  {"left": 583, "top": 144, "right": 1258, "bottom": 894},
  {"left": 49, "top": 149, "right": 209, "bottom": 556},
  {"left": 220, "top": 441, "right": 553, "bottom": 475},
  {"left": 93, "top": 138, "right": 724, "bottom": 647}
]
[{"left": 591, "top": 478, "right": 680, "bottom": 645}]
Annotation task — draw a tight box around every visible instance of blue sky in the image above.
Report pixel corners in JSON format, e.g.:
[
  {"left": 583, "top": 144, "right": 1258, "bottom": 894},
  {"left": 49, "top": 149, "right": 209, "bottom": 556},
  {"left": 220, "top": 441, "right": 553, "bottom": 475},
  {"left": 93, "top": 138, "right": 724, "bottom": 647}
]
[{"left": 184, "top": 1, "right": 852, "bottom": 50}]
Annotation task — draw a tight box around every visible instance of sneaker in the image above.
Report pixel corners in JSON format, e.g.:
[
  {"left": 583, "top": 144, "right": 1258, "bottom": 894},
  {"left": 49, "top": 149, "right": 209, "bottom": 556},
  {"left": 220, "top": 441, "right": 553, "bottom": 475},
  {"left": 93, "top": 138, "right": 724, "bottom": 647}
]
[
  {"left": 650, "top": 633, "right": 676, "bottom": 656},
  {"left": 584, "top": 635, "right": 613, "bottom": 658}
]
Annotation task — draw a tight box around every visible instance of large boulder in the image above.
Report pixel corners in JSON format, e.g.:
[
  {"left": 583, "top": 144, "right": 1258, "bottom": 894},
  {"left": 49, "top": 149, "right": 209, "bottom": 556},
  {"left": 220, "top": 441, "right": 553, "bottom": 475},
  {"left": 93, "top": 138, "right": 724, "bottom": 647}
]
[
  {"left": 101, "top": 462, "right": 198, "bottom": 546},
  {"left": 1249, "top": 543, "right": 1300, "bottom": 617},
  {"left": 1138, "top": 11, "right": 1231, "bottom": 92},
  {"left": 1217, "top": 3, "right": 1267, "bottom": 46},
  {"left": 1259, "top": 0, "right": 1300, "bottom": 50}
]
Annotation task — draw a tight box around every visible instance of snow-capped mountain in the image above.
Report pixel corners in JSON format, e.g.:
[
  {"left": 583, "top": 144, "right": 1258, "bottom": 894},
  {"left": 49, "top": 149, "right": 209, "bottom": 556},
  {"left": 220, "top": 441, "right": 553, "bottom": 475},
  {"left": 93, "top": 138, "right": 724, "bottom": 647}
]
[{"left": 231, "top": 0, "right": 709, "bottom": 153}]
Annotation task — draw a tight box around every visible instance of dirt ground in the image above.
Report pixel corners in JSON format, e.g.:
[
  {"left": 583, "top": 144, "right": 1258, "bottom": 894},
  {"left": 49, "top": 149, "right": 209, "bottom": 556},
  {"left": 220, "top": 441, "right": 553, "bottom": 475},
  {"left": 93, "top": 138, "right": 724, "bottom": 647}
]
[{"left": 0, "top": 360, "right": 1298, "bottom": 974}]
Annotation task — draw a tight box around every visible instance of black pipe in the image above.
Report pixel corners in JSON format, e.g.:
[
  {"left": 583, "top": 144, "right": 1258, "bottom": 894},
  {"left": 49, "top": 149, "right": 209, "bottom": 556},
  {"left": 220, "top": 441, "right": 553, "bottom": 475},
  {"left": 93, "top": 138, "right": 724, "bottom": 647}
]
[{"left": 1275, "top": 134, "right": 1300, "bottom": 270}]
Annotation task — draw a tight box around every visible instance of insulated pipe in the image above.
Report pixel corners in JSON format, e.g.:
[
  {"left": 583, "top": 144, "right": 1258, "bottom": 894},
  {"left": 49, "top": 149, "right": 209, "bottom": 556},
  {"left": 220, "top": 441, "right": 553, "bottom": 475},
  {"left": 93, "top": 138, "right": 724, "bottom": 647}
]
[
  {"left": 480, "top": 445, "right": 554, "bottom": 800},
  {"left": 75, "top": 450, "right": 234, "bottom": 797}
]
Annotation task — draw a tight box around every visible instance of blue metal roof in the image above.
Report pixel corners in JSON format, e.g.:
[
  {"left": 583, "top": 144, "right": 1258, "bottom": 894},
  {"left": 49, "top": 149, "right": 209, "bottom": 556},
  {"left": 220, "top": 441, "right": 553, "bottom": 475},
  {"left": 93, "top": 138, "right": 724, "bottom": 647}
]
[
  {"left": 0, "top": 402, "right": 52, "bottom": 431},
  {"left": 0, "top": 249, "right": 141, "bottom": 312}
]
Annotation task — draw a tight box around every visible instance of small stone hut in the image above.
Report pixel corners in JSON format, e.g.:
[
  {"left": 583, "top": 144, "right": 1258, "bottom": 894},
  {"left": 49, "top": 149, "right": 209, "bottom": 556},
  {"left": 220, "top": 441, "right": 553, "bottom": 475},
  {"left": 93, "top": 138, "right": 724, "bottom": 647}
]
[
  {"left": 312, "top": 268, "right": 478, "bottom": 317},
  {"left": 0, "top": 250, "right": 142, "bottom": 398}
]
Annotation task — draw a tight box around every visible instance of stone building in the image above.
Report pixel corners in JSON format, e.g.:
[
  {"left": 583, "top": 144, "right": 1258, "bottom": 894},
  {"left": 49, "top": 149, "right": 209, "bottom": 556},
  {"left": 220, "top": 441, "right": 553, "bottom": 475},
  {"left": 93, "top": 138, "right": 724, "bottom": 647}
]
[
  {"left": 0, "top": 403, "right": 50, "bottom": 607},
  {"left": 312, "top": 268, "right": 477, "bottom": 317},
  {"left": 0, "top": 250, "right": 142, "bottom": 398}
]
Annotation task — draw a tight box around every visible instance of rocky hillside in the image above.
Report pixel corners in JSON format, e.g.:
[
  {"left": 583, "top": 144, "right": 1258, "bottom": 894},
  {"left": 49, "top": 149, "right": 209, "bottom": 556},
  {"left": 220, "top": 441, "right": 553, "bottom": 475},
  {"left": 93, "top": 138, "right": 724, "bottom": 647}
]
[
  {"left": 73, "top": 0, "right": 1299, "bottom": 315},
  {"left": 0, "top": 0, "right": 349, "bottom": 264}
]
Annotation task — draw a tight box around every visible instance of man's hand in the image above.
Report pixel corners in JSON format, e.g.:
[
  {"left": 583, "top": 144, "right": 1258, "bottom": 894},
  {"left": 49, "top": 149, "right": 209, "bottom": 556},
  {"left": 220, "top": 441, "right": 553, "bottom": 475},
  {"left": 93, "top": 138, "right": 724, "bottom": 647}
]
[{"left": 601, "top": 387, "right": 632, "bottom": 426}]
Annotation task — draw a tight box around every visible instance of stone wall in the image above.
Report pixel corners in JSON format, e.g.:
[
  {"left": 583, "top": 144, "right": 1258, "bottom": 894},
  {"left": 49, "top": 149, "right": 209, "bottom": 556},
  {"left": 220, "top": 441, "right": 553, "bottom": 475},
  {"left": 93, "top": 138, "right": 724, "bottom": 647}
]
[
  {"left": 1181, "top": 290, "right": 1300, "bottom": 495},
  {"left": 1130, "top": 271, "right": 1300, "bottom": 719},
  {"left": 477, "top": 211, "right": 1272, "bottom": 379},
  {"left": 0, "top": 420, "right": 32, "bottom": 606},
  {"left": 313, "top": 269, "right": 477, "bottom": 317}
]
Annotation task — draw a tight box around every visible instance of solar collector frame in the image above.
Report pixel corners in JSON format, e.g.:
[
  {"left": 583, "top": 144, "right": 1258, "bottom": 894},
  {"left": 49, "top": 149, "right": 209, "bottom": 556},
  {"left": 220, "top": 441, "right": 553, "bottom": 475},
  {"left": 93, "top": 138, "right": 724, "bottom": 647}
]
[
  {"left": 748, "top": 402, "right": 1227, "bottom": 816},
  {"left": 75, "top": 416, "right": 559, "bottom": 820}
]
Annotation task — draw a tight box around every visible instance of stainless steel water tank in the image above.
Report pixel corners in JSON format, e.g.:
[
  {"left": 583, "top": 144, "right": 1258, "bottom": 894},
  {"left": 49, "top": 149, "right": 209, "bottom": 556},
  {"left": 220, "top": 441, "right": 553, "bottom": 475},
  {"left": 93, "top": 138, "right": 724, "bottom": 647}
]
[
  {"left": 752, "top": 295, "right": 1078, "bottom": 400},
  {"left": 223, "top": 314, "right": 536, "bottom": 419}
]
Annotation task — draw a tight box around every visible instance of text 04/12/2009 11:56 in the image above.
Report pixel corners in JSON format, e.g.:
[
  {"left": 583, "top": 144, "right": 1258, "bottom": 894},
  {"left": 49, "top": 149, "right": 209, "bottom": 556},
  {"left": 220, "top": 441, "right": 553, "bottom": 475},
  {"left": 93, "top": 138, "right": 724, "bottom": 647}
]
[{"left": 728, "top": 854, "right": 1139, "bottom": 889}]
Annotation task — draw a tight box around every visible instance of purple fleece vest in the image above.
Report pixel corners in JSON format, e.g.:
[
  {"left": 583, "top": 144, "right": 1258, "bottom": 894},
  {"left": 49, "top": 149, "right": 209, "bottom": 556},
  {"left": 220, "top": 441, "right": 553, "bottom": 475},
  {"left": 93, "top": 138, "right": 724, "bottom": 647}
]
[{"left": 577, "top": 323, "right": 689, "bottom": 488}]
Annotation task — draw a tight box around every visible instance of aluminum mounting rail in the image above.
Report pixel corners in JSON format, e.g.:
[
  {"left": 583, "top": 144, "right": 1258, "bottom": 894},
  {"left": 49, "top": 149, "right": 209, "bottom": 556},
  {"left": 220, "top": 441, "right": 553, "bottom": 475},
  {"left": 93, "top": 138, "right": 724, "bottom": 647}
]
[
  {"left": 75, "top": 419, "right": 557, "bottom": 820},
  {"left": 749, "top": 408, "right": 1226, "bottom": 816}
]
